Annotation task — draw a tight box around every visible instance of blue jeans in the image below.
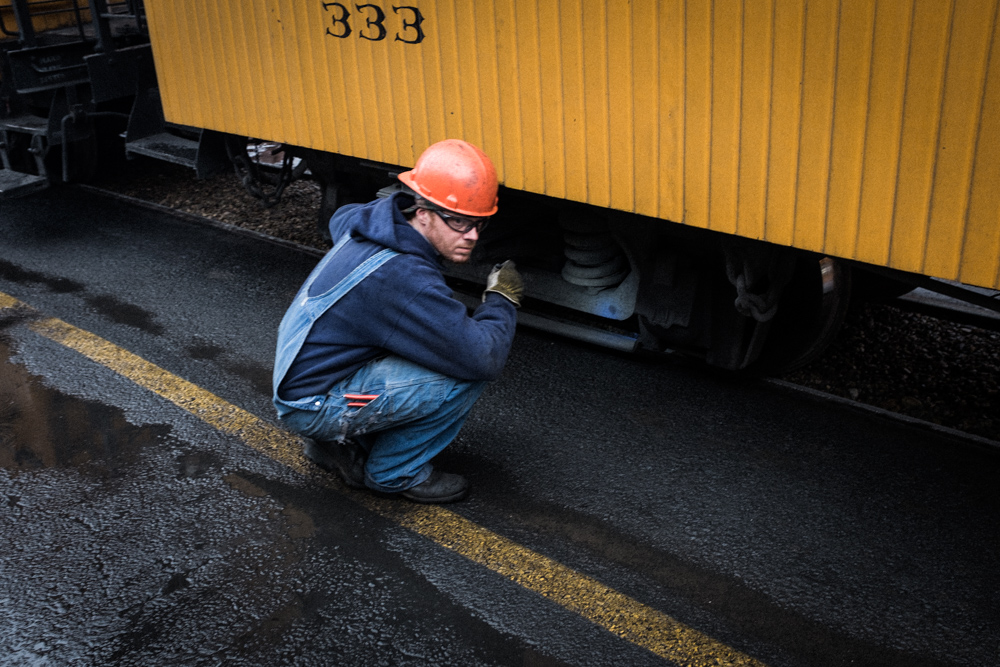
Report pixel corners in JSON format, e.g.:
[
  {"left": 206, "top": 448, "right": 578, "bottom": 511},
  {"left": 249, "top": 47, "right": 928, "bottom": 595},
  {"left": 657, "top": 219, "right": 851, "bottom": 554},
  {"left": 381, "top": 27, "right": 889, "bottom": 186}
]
[{"left": 279, "top": 355, "right": 487, "bottom": 492}]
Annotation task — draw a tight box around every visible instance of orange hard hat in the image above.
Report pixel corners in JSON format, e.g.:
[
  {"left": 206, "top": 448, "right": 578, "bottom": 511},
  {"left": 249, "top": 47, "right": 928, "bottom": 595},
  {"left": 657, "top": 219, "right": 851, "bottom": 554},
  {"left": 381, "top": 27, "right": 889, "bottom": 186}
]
[{"left": 398, "top": 139, "right": 499, "bottom": 216}]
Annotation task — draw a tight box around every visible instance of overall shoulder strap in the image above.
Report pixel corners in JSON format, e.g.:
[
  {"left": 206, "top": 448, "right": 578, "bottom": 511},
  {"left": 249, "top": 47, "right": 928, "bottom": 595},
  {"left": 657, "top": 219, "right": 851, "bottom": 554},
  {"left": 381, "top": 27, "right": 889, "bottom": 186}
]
[{"left": 330, "top": 246, "right": 399, "bottom": 297}]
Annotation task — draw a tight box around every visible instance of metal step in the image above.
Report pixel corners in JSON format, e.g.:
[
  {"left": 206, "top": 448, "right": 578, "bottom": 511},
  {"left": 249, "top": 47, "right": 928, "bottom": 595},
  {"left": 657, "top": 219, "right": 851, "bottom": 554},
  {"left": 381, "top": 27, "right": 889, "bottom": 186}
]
[
  {"left": 0, "top": 169, "right": 48, "bottom": 198},
  {"left": 126, "top": 132, "right": 199, "bottom": 168},
  {"left": 0, "top": 115, "right": 49, "bottom": 136}
]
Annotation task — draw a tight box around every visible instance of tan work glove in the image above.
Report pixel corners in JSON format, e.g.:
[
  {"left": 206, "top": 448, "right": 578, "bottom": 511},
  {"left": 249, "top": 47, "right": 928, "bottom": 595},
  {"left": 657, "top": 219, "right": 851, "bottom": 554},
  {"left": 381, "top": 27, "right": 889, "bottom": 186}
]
[{"left": 483, "top": 260, "right": 524, "bottom": 307}]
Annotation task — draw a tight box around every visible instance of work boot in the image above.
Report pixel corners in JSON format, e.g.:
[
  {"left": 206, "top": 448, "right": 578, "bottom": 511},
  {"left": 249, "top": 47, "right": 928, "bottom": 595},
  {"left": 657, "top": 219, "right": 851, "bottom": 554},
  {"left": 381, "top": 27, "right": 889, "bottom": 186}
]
[
  {"left": 399, "top": 469, "right": 469, "bottom": 504},
  {"left": 304, "top": 438, "right": 366, "bottom": 490}
]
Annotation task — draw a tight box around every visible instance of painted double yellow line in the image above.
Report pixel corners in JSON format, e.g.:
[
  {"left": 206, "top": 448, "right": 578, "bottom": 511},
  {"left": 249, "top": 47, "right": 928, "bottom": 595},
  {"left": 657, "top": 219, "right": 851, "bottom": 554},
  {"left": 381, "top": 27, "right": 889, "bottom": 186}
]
[{"left": 1, "top": 291, "right": 767, "bottom": 667}]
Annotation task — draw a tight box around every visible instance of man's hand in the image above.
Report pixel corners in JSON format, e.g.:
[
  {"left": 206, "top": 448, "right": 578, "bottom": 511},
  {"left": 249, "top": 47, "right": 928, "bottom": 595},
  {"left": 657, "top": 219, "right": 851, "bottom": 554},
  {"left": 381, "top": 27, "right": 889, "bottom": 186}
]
[{"left": 483, "top": 260, "right": 523, "bottom": 307}]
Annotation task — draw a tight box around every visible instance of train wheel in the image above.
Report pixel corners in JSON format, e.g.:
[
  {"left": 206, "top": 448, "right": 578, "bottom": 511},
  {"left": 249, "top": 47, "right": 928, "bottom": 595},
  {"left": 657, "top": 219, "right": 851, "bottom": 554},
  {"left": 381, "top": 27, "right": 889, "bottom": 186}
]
[{"left": 752, "top": 256, "right": 852, "bottom": 374}]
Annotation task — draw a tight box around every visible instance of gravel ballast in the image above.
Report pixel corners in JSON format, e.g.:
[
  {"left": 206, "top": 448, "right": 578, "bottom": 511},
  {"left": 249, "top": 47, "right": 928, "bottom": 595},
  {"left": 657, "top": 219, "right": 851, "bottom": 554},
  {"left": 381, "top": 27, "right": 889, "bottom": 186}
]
[{"left": 89, "top": 159, "right": 1000, "bottom": 443}]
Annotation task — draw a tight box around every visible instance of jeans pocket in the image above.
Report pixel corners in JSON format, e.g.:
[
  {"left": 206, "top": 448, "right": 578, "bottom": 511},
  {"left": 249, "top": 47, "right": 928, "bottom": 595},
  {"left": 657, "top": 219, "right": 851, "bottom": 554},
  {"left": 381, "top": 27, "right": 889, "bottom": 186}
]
[{"left": 341, "top": 393, "right": 391, "bottom": 436}]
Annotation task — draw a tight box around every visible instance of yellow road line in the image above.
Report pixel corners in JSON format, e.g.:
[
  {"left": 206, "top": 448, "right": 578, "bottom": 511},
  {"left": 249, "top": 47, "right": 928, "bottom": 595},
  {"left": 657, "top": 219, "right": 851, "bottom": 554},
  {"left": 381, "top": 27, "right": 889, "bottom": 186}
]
[
  {"left": 2, "top": 292, "right": 767, "bottom": 667},
  {"left": 0, "top": 293, "right": 21, "bottom": 310}
]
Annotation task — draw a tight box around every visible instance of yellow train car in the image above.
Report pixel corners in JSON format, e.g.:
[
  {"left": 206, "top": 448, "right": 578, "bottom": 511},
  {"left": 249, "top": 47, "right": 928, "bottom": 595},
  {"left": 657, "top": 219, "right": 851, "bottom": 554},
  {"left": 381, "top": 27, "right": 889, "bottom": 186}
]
[{"left": 145, "top": 0, "right": 1000, "bottom": 292}]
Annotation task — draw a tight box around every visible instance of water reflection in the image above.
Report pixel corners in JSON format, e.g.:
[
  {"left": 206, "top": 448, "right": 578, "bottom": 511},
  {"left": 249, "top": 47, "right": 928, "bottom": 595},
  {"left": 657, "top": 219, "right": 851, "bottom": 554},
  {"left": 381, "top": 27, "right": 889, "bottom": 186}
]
[{"left": 0, "top": 339, "right": 166, "bottom": 474}]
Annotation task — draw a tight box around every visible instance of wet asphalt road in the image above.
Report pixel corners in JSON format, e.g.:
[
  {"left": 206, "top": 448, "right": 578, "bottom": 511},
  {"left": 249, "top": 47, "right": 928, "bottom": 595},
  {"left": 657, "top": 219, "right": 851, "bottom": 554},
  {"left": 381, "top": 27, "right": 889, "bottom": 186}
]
[{"left": 1, "top": 188, "right": 998, "bottom": 667}]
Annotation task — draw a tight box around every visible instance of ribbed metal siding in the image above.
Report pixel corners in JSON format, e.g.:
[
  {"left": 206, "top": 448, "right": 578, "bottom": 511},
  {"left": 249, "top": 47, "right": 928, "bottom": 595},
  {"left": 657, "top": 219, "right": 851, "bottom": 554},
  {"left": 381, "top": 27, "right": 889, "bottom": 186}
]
[{"left": 145, "top": 0, "right": 1000, "bottom": 289}]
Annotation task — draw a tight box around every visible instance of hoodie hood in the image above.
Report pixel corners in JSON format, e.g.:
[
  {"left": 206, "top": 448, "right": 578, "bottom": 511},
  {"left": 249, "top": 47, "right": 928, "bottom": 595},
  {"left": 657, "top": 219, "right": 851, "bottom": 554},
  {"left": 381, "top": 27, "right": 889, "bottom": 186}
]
[{"left": 340, "top": 192, "right": 440, "bottom": 263}]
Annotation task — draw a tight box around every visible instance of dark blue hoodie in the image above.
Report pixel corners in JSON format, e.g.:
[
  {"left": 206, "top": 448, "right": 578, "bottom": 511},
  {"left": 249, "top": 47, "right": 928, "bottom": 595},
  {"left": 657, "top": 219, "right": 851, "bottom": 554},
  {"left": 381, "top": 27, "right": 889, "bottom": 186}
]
[{"left": 278, "top": 192, "right": 517, "bottom": 401}]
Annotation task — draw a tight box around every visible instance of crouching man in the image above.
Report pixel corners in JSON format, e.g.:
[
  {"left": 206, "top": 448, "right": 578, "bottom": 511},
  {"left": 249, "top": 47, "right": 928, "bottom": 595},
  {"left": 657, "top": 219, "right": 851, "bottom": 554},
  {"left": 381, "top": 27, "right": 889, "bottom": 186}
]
[{"left": 272, "top": 140, "right": 522, "bottom": 503}]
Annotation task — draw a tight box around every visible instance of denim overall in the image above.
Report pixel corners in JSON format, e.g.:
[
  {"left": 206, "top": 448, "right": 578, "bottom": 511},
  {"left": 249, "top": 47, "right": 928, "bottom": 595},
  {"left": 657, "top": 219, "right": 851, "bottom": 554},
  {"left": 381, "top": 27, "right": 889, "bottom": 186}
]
[{"left": 273, "top": 234, "right": 487, "bottom": 492}]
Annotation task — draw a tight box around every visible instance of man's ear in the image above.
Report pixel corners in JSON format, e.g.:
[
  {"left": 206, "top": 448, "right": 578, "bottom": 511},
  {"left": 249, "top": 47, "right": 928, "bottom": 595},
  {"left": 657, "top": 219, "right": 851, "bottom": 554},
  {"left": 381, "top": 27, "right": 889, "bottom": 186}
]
[{"left": 411, "top": 208, "right": 432, "bottom": 231}]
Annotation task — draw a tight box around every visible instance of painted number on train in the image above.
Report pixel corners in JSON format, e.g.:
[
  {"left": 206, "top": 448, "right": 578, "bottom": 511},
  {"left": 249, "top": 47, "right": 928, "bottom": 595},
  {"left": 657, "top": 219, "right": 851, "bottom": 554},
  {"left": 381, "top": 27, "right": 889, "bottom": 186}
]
[{"left": 322, "top": 3, "right": 425, "bottom": 44}]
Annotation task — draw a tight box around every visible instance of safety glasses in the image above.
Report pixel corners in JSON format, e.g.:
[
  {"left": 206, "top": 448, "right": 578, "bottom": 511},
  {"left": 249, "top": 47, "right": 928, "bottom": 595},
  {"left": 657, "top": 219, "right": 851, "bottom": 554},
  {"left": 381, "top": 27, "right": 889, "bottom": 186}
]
[{"left": 435, "top": 210, "right": 490, "bottom": 235}]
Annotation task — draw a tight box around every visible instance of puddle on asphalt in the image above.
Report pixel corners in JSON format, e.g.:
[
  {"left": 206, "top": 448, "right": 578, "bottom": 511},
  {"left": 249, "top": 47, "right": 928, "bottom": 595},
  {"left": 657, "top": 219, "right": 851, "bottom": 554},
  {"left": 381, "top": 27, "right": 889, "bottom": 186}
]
[{"left": 0, "top": 338, "right": 169, "bottom": 475}]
